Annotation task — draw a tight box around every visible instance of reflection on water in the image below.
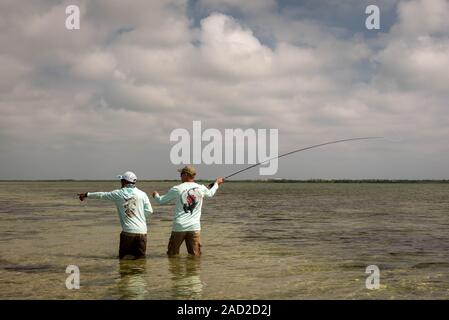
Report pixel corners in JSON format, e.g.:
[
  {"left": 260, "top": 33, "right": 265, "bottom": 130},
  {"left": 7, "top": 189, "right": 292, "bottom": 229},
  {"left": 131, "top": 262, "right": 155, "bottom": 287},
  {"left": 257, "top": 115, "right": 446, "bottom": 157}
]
[
  {"left": 114, "top": 256, "right": 203, "bottom": 300},
  {"left": 169, "top": 257, "right": 203, "bottom": 299},
  {"left": 117, "top": 259, "right": 148, "bottom": 300}
]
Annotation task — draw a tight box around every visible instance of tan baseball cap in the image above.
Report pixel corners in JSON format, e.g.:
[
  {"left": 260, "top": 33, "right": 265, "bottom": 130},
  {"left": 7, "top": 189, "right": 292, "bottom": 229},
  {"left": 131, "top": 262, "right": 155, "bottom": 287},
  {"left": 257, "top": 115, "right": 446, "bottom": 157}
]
[{"left": 177, "top": 165, "right": 196, "bottom": 177}]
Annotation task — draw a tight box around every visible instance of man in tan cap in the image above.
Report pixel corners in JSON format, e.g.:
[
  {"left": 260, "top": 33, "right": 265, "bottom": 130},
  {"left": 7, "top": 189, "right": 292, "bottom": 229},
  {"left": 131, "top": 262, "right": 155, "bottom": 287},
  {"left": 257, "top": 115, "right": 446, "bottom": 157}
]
[{"left": 152, "top": 165, "right": 224, "bottom": 256}]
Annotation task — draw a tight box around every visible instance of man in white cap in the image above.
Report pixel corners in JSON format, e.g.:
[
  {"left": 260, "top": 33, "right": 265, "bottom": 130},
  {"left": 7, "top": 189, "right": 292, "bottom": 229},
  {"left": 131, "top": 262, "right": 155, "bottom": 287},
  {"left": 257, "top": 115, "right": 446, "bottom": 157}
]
[
  {"left": 78, "top": 171, "right": 152, "bottom": 259},
  {"left": 152, "top": 165, "right": 224, "bottom": 257}
]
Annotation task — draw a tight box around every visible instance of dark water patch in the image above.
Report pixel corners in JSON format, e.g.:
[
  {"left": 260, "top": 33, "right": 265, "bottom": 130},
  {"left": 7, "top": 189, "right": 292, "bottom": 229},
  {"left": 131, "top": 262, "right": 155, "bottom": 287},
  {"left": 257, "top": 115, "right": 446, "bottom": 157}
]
[
  {"left": 411, "top": 262, "right": 449, "bottom": 269},
  {"left": 337, "top": 262, "right": 397, "bottom": 271},
  {"left": 0, "top": 263, "right": 55, "bottom": 274},
  {"left": 335, "top": 262, "right": 368, "bottom": 270},
  {"left": 0, "top": 230, "right": 42, "bottom": 241},
  {"left": 54, "top": 253, "right": 119, "bottom": 260}
]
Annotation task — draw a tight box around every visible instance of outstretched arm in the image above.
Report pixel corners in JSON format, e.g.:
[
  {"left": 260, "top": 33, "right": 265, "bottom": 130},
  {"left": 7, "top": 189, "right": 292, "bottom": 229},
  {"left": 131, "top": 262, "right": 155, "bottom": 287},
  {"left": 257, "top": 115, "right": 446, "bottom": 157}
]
[
  {"left": 152, "top": 187, "right": 178, "bottom": 204},
  {"left": 78, "top": 190, "right": 121, "bottom": 202}
]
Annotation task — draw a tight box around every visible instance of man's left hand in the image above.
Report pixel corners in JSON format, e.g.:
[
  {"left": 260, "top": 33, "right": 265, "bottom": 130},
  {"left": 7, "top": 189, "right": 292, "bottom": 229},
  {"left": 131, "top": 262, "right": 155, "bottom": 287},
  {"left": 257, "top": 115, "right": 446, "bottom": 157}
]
[{"left": 78, "top": 193, "right": 87, "bottom": 201}]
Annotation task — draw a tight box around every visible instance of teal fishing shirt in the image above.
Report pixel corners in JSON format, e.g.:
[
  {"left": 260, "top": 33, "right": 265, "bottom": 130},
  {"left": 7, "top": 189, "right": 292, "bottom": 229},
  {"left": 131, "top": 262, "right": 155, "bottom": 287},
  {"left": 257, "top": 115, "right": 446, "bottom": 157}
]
[
  {"left": 87, "top": 186, "right": 152, "bottom": 234},
  {"left": 154, "top": 182, "right": 219, "bottom": 232}
]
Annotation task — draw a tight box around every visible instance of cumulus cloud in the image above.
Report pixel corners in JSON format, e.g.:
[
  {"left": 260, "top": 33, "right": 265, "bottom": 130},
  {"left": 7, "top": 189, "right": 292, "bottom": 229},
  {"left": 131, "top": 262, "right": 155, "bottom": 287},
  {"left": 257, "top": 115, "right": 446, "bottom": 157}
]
[
  {"left": 71, "top": 50, "right": 117, "bottom": 80},
  {"left": 200, "top": 13, "right": 274, "bottom": 78},
  {"left": 0, "top": 0, "right": 448, "bottom": 179},
  {"left": 394, "top": 0, "right": 449, "bottom": 36},
  {"left": 375, "top": 0, "right": 449, "bottom": 92}
]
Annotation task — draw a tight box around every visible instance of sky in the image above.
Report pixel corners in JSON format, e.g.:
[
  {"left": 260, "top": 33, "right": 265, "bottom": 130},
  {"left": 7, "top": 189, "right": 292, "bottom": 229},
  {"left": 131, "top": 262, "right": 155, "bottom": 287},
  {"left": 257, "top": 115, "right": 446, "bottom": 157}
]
[{"left": 0, "top": 0, "right": 449, "bottom": 180}]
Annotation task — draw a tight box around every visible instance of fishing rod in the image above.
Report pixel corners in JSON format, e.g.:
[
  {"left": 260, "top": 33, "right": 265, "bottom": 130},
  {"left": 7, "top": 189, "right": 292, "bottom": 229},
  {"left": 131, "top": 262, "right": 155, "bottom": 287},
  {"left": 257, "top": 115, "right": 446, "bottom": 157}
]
[{"left": 208, "top": 136, "right": 383, "bottom": 188}]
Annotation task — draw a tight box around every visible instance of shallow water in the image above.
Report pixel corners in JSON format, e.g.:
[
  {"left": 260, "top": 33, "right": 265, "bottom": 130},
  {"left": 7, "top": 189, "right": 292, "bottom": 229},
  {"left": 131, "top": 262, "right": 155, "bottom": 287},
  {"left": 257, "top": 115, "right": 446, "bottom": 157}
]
[{"left": 0, "top": 181, "right": 449, "bottom": 299}]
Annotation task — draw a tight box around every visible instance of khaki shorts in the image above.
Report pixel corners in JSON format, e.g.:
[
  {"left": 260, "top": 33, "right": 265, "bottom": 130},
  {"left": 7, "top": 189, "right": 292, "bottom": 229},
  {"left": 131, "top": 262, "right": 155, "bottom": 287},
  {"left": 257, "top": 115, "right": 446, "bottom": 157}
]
[
  {"left": 167, "top": 231, "right": 202, "bottom": 256},
  {"left": 119, "top": 231, "right": 147, "bottom": 259}
]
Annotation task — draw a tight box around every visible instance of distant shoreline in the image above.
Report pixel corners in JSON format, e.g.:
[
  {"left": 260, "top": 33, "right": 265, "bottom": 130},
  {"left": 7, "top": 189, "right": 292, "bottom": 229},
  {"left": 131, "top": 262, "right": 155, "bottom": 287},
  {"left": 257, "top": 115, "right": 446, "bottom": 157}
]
[{"left": 1, "top": 179, "right": 449, "bottom": 183}]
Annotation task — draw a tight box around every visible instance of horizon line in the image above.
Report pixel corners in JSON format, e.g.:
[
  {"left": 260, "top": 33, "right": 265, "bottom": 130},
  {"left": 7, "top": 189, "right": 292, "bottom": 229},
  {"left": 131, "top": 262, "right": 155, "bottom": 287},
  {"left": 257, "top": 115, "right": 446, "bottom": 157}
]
[{"left": 1, "top": 179, "right": 449, "bottom": 182}]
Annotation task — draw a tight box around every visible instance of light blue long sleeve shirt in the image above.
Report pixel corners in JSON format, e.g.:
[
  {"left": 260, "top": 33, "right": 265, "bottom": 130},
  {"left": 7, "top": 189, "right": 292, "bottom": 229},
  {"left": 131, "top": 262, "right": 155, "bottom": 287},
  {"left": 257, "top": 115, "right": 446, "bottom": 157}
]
[
  {"left": 154, "top": 182, "right": 219, "bottom": 232},
  {"left": 87, "top": 186, "right": 152, "bottom": 234}
]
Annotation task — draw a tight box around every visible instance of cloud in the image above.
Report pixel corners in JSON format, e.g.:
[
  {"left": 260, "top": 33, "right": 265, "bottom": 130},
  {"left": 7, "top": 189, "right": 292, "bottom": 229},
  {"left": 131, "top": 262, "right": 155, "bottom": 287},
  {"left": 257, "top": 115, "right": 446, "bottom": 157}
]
[
  {"left": 394, "top": 0, "right": 449, "bottom": 36},
  {"left": 0, "top": 55, "right": 32, "bottom": 92},
  {"left": 0, "top": 0, "right": 449, "bottom": 179},
  {"left": 198, "top": 0, "right": 277, "bottom": 14},
  {"left": 375, "top": 0, "right": 449, "bottom": 92},
  {"left": 200, "top": 13, "right": 273, "bottom": 78},
  {"left": 376, "top": 37, "right": 449, "bottom": 92},
  {"left": 71, "top": 50, "right": 117, "bottom": 80}
]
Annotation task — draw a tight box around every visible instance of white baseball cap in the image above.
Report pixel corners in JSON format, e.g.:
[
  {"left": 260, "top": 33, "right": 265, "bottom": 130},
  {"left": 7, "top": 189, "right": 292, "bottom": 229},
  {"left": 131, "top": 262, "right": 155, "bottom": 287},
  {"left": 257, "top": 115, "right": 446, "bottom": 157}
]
[{"left": 117, "top": 171, "right": 137, "bottom": 183}]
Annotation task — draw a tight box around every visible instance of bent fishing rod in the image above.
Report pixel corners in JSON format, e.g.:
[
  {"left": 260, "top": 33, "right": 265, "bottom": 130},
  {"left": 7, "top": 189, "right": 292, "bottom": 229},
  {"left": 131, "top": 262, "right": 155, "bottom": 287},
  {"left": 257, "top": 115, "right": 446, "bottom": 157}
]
[{"left": 208, "top": 136, "right": 383, "bottom": 188}]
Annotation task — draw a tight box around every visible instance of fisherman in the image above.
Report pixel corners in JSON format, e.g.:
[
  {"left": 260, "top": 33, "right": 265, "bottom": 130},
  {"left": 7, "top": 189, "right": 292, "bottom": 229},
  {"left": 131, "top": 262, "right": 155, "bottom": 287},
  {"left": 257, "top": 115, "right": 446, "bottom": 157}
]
[
  {"left": 152, "top": 165, "right": 224, "bottom": 257},
  {"left": 78, "top": 171, "right": 152, "bottom": 260}
]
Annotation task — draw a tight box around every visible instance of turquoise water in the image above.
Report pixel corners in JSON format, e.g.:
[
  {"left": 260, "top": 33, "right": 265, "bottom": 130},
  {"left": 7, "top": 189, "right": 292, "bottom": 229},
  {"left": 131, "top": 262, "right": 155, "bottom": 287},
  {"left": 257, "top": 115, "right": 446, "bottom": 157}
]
[{"left": 1, "top": 181, "right": 449, "bottom": 299}]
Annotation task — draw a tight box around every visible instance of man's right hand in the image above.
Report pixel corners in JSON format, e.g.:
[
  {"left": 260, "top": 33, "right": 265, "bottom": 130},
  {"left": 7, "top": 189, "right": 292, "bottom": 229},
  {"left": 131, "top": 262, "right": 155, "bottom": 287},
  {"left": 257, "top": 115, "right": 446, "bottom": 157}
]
[
  {"left": 215, "top": 177, "right": 225, "bottom": 185},
  {"left": 152, "top": 191, "right": 158, "bottom": 198},
  {"left": 78, "top": 193, "right": 87, "bottom": 201}
]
